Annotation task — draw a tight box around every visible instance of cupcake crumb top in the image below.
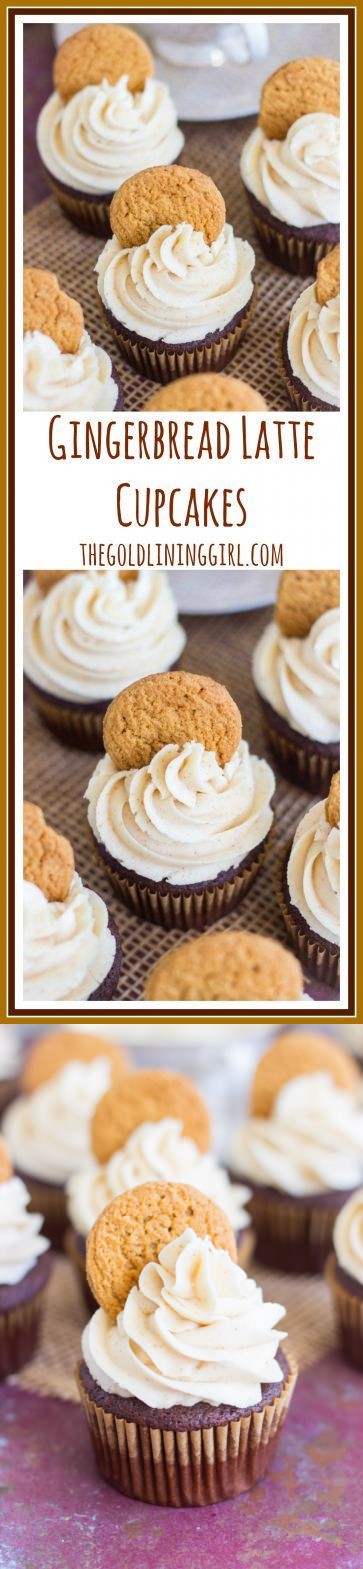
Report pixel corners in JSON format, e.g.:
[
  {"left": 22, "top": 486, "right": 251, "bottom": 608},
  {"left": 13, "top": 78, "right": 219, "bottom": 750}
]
[
  {"left": 275, "top": 570, "right": 340, "bottom": 639},
  {"left": 110, "top": 165, "right": 225, "bottom": 249},
  {"left": 53, "top": 23, "right": 153, "bottom": 101},
  {"left": 103, "top": 670, "right": 242, "bottom": 773},
  {"left": 24, "top": 801, "right": 74, "bottom": 904},
  {"left": 259, "top": 56, "right": 340, "bottom": 141},
  {"left": 24, "top": 268, "right": 84, "bottom": 354}
]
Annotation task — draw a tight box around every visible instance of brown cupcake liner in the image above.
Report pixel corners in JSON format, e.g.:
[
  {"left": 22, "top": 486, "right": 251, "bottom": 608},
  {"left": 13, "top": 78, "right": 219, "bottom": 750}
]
[
  {"left": 276, "top": 848, "right": 340, "bottom": 992},
  {"left": 91, "top": 829, "right": 271, "bottom": 932},
  {"left": 279, "top": 324, "right": 338, "bottom": 413},
  {"left": 47, "top": 175, "right": 112, "bottom": 237},
  {"left": 77, "top": 1354, "right": 297, "bottom": 1505},
  {"left": 237, "top": 1224, "right": 256, "bottom": 1271},
  {"left": 248, "top": 1188, "right": 346, "bottom": 1274},
  {"left": 64, "top": 1227, "right": 95, "bottom": 1313},
  {"left": 325, "top": 1254, "right": 363, "bottom": 1370},
  {"left": 25, "top": 680, "right": 105, "bottom": 751},
  {"left": 257, "top": 696, "right": 339, "bottom": 794},
  {"left": 0, "top": 1077, "right": 19, "bottom": 1115},
  {"left": 244, "top": 191, "right": 337, "bottom": 277},
  {"left": 0, "top": 1287, "right": 47, "bottom": 1378},
  {"left": 23, "top": 1174, "right": 67, "bottom": 1252},
  {"left": 106, "top": 299, "right": 255, "bottom": 385}
]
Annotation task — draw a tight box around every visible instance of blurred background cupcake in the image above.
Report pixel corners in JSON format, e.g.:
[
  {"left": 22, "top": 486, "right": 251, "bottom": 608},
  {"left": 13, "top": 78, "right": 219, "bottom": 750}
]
[
  {"left": 23, "top": 267, "right": 121, "bottom": 411},
  {"left": 23, "top": 803, "right": 121, "bottom": 1004},
  {"left": 278, "top": 772, "right": 340, "bottom": 991},
  {"left": 0, "top": 1137, "right": 52, "bottom": 1379},
  {"left": 253, "top": 570, "right": 340, "bottom": 791},
  {"left": 240, "top": 56, "right": 339, "bottom": 275},
  {"left": 326, "top": 1188, "right": 363, "bottom": 1370},
  {"left": 0, "top": 1029, "right": 23, "bottom": 1116},
  {"left": 282, "top": 246, "right": 340, "bottom": 411}
]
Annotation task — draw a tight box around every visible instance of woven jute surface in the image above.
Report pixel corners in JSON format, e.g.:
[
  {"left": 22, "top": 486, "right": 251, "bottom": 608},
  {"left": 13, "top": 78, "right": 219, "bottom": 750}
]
[
  {"left": 10, "top": 1252, "right": 338, "bottom": 1403},
  {"left": 23, "top": 117, "right": 303, "bottom": 410},
  {"left": 24, "top": 604, "right": 330, "bottom": 1003}
]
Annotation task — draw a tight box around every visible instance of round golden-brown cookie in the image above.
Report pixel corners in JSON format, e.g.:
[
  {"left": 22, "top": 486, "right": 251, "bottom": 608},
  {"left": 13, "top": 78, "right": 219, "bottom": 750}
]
[
  {"left": 275, "top": 570, "right": 340, "bottom": 639},
  {"left": 110, "top": 166, "right": 225, "bottom": 249},
  {"left": 259, "top": 57, "right": 340, "bottom": 140},
  {"left": 143, "top": 375, "right": 267, "bottom": 413},
  {"left": 0, "top": 1136, "right": 12, "bottom": 1183},
  {"left": 316, "top": 245, "right": 340, "bottom": 307},
  {"left": 24, "top": 802, "right": 75, "bottom": 904},
  {"left": 21, "top": 1029, "right": 129, "bottom": 1095},
  {"left": 91, "top": 1068, "right": 211, "bottom": 1163},
  {"left": 326, "top": 771, "right": 340, "bottom": 828},
  {"left": 24, "top": 268, "right": 84, "bottom": 355},
  {"left": 86, "top": 1180, "right": 237, "bottom": 1317},
  {"left": 144, "top": 931, "right": 302, "bottom": 1003},
  {"left": 103, "top": 670, "right": 241, "bottom": 772},
  {"left": 251, "top": 1029, "right": 359, "bottom": 1119},
  {"left": 54, "top": 23, "right": 153, "bottom": 101}
]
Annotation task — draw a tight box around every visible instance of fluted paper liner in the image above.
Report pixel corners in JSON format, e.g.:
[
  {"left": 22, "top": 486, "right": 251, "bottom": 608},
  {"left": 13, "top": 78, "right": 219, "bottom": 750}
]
[
  {"left": 64, "top": 1228, "right": 95, "bottom": 1312},
  {"left": 105, "top": 297, "right": 255, "bottom": 385},
  {"left": 25, "top": 684, "right": 105, "bottom": 750},
  {"left": 257, "top": 696, "right": 339, "bottom": 795},
  {"left": 244, "top": 190, "right": 338, "bottom": 278},
  {"left": 277, "top": 848, "right": 340, "bottom": 992},
  {"left": 91, "top": 828, "right": 272, "bottom": 932},
  {"left": 47, "top": 174, "right": 112, "bottom": 238},
  {"left": 325, "top": 1254, "right": 363, "bottom": 1371},
  {"left": 77, "top": 1354, "right": 297, "bottom": 1505},
  {"left": 0, "top": 1287, "right": 47, "bottom": 1379},
  {"left": 248, "top": 1188, "right": 347, "bottom": 1274}
]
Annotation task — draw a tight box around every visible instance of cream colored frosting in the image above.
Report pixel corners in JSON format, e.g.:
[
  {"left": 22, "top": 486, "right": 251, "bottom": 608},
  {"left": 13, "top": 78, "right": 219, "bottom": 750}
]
[
  {"left": 96, "top": 224, "right": 255, "bottom": 344},
  {"left": 82, "top": 1228, "right": 286, "bottom": 1408},
  {"left": 253, "top": 610, "right": 340, "bottom": 743},
  {"left": 37, "top": 77, "right": 184, "bottom": 195},
  {"left": 85, "top": 738, "right": 274, "bottom": 886},
  {"left": 287, "top": 798, "right": 339, "bottom": 944},
  {"left": 333, "top": 1188, "right": 363, "bottom": 1286},
  {"left": 231, "top": 1072, "right": 363, "bottom": 1196},
  {"left": 67, "top": 1117, "right": 251, "bottom": 1237},
  {"left": 23, "top": 571, "right": 185, "bottom": 702},
  {"left": 2, "top": 1058, "right": 112, "bottom": 1185},
  {"left": 23, "top": 330, "right": 117, "bottom": 412},
  {"left": 287, "top": 282, "right": 340, "bottom": 407},
  {"left": 0, "top": 1176, "right": 50, "bottom": 1286},
  {"left": 23, "top": 875, "right": 115, "bottom": 1004},
  {"left": 241, "top": 113, "right": 340, "bottom": 227},
  {"left": 0, "top": 1027, "right": 22, "bottom": 1081}
]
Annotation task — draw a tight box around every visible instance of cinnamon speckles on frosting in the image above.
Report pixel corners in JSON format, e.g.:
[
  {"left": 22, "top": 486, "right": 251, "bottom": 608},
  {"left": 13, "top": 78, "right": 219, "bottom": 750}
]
[
  {"left": 287, "top": 280, "right": 340, "bottom": 407},
  {"left": 253, "top": 609, "right": 340, "bottom": 743},
  {"left": 37, "top": 77, "right": 184, "bottom": 195},
  {"left": 23, "top": 330, "right": 118, "bottom": 412},
  {"left": 96, "top": 223, "right": 255, "bottom": 345},
  {"left": 241, "top": 112, "right": 340, "bottom": 228},
  {"left": 287, "top": 797, "right": 340, "bottom": 944}
]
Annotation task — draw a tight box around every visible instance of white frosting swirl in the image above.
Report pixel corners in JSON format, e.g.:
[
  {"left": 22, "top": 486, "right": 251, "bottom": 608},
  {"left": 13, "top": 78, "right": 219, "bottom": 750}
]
[
  {"left": 85, "top": 738, "right": 274, "bottom": 885},
  {"left": 37, "top": 78, "right": 184, "bottom": 195},
  {"left": 0, "top": 1176, "right": 50, "bottom": 1285},
  {"left": 241, "top": 113, "right": 340, "bottom": 227},
  {"left": 2, "top": 1058, "right": 112, "bottom": 1185},
  {"left": 0, "top": 1027, "right": 22, "bottom": 1082},
  {"left": 231, "top": 1073, "right": 363, "bottom": 1196},
  {"left": 82, "top": 1228, "right": 286, "bottom": 1408},
  {"left": 67, "top": 1117, "right": 251, "bottom": 1238},
  {"left": 23, "top": 875, "right": 115, "bottom": 1003},
  {"left": 253, "top": 610, "right": 340, "bottom": 743},
  {"left": 288, "top": 282, "right": 339, "bottom": 407},
  {"left": 96, "top": 224, "right": 255, "bottom": 343},
  {"left": 333, "top": 1188, "right": 363, "bottom": 1286},
  {"left": 23, "top": 330, "right": 117, "bottom": 412},
  {"left": 287, "top": 798, "right": 339, "bottom": 944},
  {"left": 23, "top": 571, "right": 185, "bottom": 702}
]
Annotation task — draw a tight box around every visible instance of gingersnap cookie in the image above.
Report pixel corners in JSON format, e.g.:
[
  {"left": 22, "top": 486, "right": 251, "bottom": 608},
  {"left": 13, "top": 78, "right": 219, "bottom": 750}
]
[
  {"left": 54, "top": 23, "right": 153, "bottom": 102},
  {"left": 316, "top": 245, "right": 340, "bottom": 307},
  {"left": 24, "top": 268, "right": 84, "bottom": 355},
  {"left": 326, "top": 771, "right": 340, "bottom": 828},
  {"left": 24, "top": 802, "right": 75, "bottom": 904},
  {"left": 0, "top": 1136, "right": 12, "bottom": 1183},
  {"left": 91, "top": 1068, "right": 211, "bottom": 1164},
  {"left": 275, "top": 571, "right": 340, "bottom": 639},
  {"left": 259, "top": 57, "right": 340, "bottom": 141},
  {"left": 110, "top": 166, "right": 225, "bottom": 250},
  {"left": 86, "top": 1180, "right": 237, "bottom": 1317},
  {"left": 143, "top": 374, "right": 267, "bottom": 413},
  {"left": 22, "top": 1029, "right": 129, "bottom": 1095},
  {"left": 103, "top": 670, "right": 241, "bottom": 773},
  {"left": 145, "top": 931, "right": 303, "bottom": 1003},
  {"left": 251, "top": 1030, "right": 359, "bottom": 1119}
]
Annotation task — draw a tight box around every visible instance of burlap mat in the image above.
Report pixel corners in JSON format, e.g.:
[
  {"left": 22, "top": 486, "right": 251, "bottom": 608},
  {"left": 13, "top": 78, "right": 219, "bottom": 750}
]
[
  {"left": 10, "top": 1253, "right": 338, "bottom": 1403},
  {"left": 23, "top": 117, "right": 302, "bottom": 411},
  {"left": 24, "top": 605, "right": 329, "bottom": 1003}
]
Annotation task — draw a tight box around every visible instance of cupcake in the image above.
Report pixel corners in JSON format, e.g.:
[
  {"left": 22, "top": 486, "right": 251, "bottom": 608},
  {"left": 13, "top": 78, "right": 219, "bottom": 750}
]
[
  {"left": 24, "top": 569, "right": 186, "bottom": 749},
  {"left": 230, "top": 1030, "right": 362, "bottom": 1274},
  {"left": 145, "top": 930, "right": 304, "bottom": 1004},
  {"left": 240, "top": 57, "right": 339, "bottom": 276},
  {"left": 23, "top": 268, "right": 121, "bottom": 411},
  {"left": 253, "top": 570, "right": 340, "bottom": 791},
  {"left": 143, "top": 374, "right": 267, "bottom": 411},
  {"left": 2, "top": 1028, "right": 129, "bottom": 1250},
  {"left": 96, "top": 165, "right": 255, "bottom": 383},
  {"left": 0, "top": 1028, "right": 23, "bottom": 1116},
  {"left": 278, "top": 772, "right": 340, "bottom": 992},
  {"left": 66, "top": 1069, "right": 253, "bottom": 1301},
  {"left": 0, "top": 1137, "right": 52, "bottom": 1378},
  {"left": 85, "top": 670, "right": 275, "bottom": 931},
  {"left": 282, "top": 246, "right": 340, "bottom": 411},
  {"left": 326, "top": 1188, "right": 363, "bottom": 1370},
  {"left": 23, "top": 802, "right": 121, "bottom": 1003},
  {"left": 78, "top": 1181, "right": 296, "bottom": 1504},
  {"left": 36, "top": 24, "right": 184, "bottom": 237}
]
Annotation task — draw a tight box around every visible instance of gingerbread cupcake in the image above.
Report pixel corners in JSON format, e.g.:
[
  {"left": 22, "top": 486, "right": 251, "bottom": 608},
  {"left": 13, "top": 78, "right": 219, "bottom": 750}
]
[
  {"left": 143, "top": 374, "right": 268, "bottom": 411},
  {"left": 0, "top": 1029, "right": 23, "bottom": 1116},
  {"left": 282, "top": 247, "right": 340, "bottom": 411},
  {"left": 253, "top": 571, "right": 340, "bottom": 792},
  {"left": 37, "top": 24, "right": 184, "bottom": 237},
  {"left": 23, "top": 268, "right": 121, "bottom": 411},
  {"left": 96, "top": 165, "right": 255, "bottom": 382},
  {"left": 230, "top": 1031, "right": 363, "bottom": 1274},
  {"left": 77, "top": 1181, "right": 296, "bottom": 1504},
  {"left": 326, "top": 1188, "right": 363, "bottom": 1370},
  {"left": 0, "top": 1138, "right": 52, "bottom": 1379},
  {"left": 240, "top": 57, "right": 339, "bottom": 275},
  {"left": 278, "top": 773, "right": 340, "bottom": 992},
  {"left": 85, "top": 671, "right": 275, "bottom": 930},
  {"left": 23, "top": 802, "right": 121, "bottom": 1003},
  {"left": 145, "top": 930, "right": 304, "bottom": 1004}
]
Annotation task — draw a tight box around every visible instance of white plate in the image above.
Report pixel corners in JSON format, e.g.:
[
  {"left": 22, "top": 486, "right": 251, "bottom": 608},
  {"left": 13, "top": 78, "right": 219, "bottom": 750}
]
[{"left": 169, "top": 569, "right": 279, "bottom": 615}]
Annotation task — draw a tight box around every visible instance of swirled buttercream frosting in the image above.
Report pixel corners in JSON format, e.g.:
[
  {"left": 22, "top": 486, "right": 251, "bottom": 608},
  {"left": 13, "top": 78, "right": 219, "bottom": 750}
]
[
  {"left": 287, "top": 798, "right": 340, "bottom": 944},
  {"left": 23, "top": 876, "right": 115, "bottom": 1003},
  {"left": 231, "top": 1072, "right": 363, "bottom": 1196},
  {"left": 23, "top": 329, "right": 117, "bottom": 411},
  {"left": 333, "top": 1188, "right": 363, "bottom": 1286},
  {"left": 37, "top": 77, "right": 184, "bottom": 195},
  {"left": 67, "top": 1117, "right": 251, "bottom": 1237},
  {"left": 23, "top": 570, "right": 185, "bottom": 702},
  {"left": 241, "top": 113, "right": 340, "bottom": 227},
  {"left": 287, "top": 282, "right": 339, "bottom": 406},
  {"left": 2, "top": 1058, "right": 113, "bottom": 1184},
  {"left": 96, "top": 223, "right": 255, "bottom": 343},
  {"left": 253, "top": 609, "right": 340, "bottom": 743},
  {"left": 0, "top": 1176, "right": 50, "bottom": 1285}
]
